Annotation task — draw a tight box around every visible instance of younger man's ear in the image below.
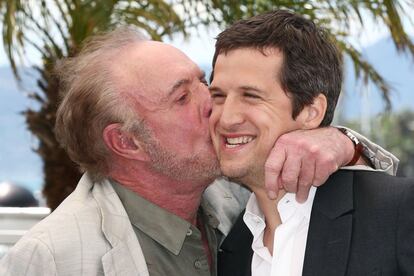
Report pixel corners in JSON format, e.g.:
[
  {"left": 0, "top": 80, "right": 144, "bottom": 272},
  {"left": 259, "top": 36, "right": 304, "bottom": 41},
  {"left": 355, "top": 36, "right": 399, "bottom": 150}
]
[
  {"left": 102, "top": 124, "right": 147, "bottom": 161},
  {"left": 298, "top": 93, "right": 327, "bottom": 129}
]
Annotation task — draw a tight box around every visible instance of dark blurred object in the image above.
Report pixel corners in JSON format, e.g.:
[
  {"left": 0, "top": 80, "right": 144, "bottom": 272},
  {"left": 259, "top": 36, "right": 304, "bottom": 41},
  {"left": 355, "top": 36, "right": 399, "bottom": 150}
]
[{"left": 0, "top": 182, "right": 39, "bottom": 207}]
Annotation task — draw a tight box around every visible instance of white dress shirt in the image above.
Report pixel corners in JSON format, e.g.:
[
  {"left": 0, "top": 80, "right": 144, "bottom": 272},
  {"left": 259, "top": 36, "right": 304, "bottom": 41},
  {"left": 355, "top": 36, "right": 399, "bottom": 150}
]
[{"left": 243, "top": 186, "right": 317, "bottom": 276}]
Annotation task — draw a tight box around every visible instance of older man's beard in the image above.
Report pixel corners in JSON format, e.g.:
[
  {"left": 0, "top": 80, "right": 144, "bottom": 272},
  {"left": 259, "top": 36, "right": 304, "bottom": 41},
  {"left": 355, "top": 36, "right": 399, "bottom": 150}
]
[{"left": 137, "top": 128, "right": 221, "bottom": 183}]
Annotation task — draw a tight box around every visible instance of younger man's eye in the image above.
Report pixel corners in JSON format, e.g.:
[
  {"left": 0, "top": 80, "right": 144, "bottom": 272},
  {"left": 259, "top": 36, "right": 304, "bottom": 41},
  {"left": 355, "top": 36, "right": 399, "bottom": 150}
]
[
  {"left": 211, "top": 93, "right": 223, "bottom": 98},
  {"left": 244, "top": 92, "right": 261, "bottom": 99},
  {"left": 210, "top": 93, "right": 226, "bottom": 104}
]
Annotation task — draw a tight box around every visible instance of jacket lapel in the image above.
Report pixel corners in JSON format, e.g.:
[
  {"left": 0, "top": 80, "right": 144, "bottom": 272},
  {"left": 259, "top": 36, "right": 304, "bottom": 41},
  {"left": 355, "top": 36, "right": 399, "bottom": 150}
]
[
  {"left": 303, "top": 170, "right": 354, "bottom": 276},
  {"left": 101, "top": 244, "right": 148, "bottom": 276},
  {"left": 92, "top": 178, "right": 149, "bottom": 276},
  {"left": 218, "top": 210, "right": 253, "bottom": 276}
]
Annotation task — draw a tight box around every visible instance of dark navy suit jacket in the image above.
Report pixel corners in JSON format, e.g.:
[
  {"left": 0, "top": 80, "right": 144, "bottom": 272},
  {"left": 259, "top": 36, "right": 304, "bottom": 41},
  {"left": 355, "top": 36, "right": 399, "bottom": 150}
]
[{"left": 218, "top": 170, "right": 414, "bottom": 276}]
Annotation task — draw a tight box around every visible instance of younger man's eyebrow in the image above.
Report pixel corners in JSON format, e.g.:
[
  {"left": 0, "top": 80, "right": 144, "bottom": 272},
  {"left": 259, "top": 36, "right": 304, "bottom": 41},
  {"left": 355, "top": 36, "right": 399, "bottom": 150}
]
[
  {"left": 208, "top": 86, "right": 222, "bottom": 93},
  {"left": 208, "top": 85, "right": 265, "bottom": 94},
  {"left": 239, "top": 85, "right": 264, "bottom": 93}
]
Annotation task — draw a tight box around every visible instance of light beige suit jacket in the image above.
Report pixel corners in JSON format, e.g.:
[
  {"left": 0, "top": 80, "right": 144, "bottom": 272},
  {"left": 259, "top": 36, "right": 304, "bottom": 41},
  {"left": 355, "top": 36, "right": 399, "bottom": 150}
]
[
  {"left": 0, "top": 174, "right": 249, "bottom": 276},
  {"left": 0, "top": 173, "right": 150, "bottom": 275}
]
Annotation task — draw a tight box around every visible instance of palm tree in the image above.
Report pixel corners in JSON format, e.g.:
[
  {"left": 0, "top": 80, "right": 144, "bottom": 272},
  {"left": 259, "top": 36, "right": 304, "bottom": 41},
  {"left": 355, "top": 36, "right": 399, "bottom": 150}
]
[{"left": 1, "top": 0, "right": 413, "bottom": 209}]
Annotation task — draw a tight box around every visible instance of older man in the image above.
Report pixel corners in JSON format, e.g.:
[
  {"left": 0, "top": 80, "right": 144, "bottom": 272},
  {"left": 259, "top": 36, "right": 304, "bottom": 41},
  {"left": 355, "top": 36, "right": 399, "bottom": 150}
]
[
  {"left": 0, "top": 26, "right": 397, "bottom": 275},
  {"left": 211, "top": 10, "right": 414, "bottom": 276}
]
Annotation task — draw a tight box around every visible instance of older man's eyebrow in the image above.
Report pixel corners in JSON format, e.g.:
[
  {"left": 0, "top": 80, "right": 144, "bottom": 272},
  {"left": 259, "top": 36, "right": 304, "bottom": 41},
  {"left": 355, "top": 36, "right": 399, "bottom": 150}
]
[
  {"left": 164, "top": 69, "right": 207, "bottom": 100},
  {"left": 166, "top": 79, "right": 191, "bottom": 99}
]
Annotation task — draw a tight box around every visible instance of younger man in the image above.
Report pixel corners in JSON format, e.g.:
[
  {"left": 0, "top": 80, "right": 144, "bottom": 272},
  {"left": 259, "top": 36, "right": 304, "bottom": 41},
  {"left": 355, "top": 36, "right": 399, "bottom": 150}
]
[{"left": 210, "top": 10, "right": 414, "bottom": 276}]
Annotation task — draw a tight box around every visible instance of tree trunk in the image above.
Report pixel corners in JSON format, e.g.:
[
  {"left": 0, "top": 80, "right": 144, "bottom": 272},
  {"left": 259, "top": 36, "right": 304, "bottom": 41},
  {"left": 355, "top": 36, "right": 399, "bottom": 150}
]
[{"left": 25, "top": 60, "right": 81, "bottom": 210}]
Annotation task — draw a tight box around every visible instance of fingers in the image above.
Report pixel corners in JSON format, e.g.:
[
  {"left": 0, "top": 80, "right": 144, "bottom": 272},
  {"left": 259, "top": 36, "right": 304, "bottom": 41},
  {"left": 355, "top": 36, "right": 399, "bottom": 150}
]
[
  {"left": 296, "top": 158, "right": 315, "bottom": 203},
  {"left": 264, "top": 146, "right": 286, "bottom": 199},
  {"left": 280, "top": 153, "right": 302, "bottom": 193},
  {"left": 264, "top": 128, "right": 343, "bottom": 203},
  {"left": 313, "top": 153, "right": 338, "bottom": 186}
]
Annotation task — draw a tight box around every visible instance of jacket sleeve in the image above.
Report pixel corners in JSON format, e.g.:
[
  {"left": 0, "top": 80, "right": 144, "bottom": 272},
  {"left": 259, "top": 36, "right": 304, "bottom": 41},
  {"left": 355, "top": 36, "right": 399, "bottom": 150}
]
[
  {"left": 396, "top": 180, "right": 414, "bottom": 275},
  {"left": 338, "top": 127, "right": 399, "bottom": 175},
  {"left": 0, "top": 236, "right": 57, "bottom": 276}
]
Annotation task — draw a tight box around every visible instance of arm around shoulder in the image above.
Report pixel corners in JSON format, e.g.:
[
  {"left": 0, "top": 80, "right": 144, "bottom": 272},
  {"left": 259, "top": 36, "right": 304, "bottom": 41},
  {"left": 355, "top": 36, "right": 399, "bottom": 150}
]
[
  {"left": 341, "top": 127, "right": 399, "bottom": 175},
  {"left": 0, "top": 236, "right": 57, "bottom": 276}
]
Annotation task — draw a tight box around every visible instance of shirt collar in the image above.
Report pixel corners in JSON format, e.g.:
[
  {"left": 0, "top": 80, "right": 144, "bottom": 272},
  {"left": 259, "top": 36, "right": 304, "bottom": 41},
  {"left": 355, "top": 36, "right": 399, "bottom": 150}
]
[
  {"left": 278, "top": 186, "right": 317, "bottom": 222},
  {"left": 111, "top": 181, "right": 191, "bottom": 255},
  {"left": 244, "top": 193, "right": 266, "bottom": 237},
  {"left": 244, "top": 186, "right": 317, "bottom": 234},
  {"left": 111, "top": 181, "right": 218, "bottom": 255}
]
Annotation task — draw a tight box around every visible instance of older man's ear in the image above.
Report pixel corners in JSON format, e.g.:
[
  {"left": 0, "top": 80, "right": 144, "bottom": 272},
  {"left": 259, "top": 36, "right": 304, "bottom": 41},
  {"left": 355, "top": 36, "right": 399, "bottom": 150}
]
[
  {"left": 297, "top": 93, "right": 328, "bottom": 129},
  {"left": 102, "top": 123, "right": 148, "bottom": 161}
]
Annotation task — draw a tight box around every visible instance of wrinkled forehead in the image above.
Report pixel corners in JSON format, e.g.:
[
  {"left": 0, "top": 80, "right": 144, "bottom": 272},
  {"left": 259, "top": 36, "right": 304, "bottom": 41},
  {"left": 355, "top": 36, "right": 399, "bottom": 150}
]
[
  {"left": 111, "top": 41, "right": 200, "bottom": 99},
  {"left": 113, "top": 42, "right": 198, "bottom": 85}
]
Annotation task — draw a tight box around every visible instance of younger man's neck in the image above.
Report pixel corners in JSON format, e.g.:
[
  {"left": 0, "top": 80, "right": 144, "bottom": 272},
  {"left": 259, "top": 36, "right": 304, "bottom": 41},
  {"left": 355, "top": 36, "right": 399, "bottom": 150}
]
[
  {"left": 248, "top": 183, "right": 287, "bottom": 254},
  {"left": 249, "top": 186, "right": 286, "bottom": 230}
]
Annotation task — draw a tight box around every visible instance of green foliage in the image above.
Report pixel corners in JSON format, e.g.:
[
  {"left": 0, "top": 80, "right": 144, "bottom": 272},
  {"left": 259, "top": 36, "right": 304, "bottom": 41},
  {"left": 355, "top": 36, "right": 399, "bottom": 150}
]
[{"left": 0, "top": 0, "right": 188, "bottom": 77}]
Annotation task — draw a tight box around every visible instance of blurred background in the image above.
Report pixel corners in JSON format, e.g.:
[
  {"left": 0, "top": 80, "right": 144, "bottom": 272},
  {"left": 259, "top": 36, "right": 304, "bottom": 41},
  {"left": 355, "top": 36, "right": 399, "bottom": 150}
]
[{"left": 0, "top": 0, "right": 413, "bottom": 211}]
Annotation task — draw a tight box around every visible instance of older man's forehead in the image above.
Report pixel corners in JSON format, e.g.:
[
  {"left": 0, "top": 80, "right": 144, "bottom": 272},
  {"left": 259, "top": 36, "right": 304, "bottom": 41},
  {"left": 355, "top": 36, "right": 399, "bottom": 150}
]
[
  {"left": 111, "top": 41, "right": 201, "bottom": 107},
  {"left": 111, "top": 42, "right": 177, "bottom": 74}
]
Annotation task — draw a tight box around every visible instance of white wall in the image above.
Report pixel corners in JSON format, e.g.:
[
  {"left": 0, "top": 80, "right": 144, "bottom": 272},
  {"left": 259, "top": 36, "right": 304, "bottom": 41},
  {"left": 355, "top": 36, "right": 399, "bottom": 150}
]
[{"left": 0, "top": 207, "right": 50, "bottom": 258}]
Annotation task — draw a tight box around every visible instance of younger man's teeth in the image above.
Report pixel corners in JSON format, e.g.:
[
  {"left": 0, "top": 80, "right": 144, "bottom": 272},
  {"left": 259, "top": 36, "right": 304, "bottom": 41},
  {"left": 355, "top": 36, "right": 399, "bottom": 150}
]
[
  {"left": 226, "top": 136, "right": 254, "bottom": 145},
  {"left": 226, "top": 144, "right": 238, "bottom": 148}
]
